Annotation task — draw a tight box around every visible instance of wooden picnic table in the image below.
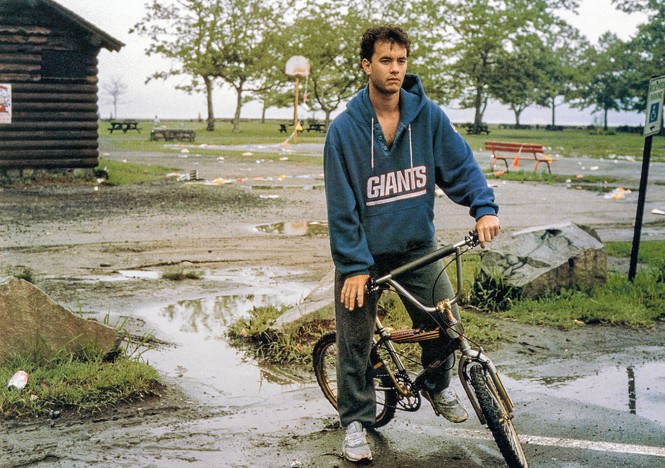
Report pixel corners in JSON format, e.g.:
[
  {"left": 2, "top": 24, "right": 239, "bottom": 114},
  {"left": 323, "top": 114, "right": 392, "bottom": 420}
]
[
  {"left": 149, "top": 128, "right": 196, "bottom": 142},
  {"left": 306, "top": 122, "right": 326, "bottom": 133},
  {"left": 108, "top": 120, "right": 140, "bottom": 134}
]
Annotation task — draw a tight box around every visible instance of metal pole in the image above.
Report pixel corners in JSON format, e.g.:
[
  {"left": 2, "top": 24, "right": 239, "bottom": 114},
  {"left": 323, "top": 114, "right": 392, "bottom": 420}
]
[
  {"left": 294, "top": 76, "right": 300, "bottom": 144},
  {"left": 628, "top": 135, "right": 653, "bottom": 281}
]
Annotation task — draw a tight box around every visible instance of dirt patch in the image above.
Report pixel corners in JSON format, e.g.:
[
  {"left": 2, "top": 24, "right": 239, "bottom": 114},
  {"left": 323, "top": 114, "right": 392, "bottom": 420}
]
[{"left": 1, "top": 150, "right": 664, "bottom": 466}]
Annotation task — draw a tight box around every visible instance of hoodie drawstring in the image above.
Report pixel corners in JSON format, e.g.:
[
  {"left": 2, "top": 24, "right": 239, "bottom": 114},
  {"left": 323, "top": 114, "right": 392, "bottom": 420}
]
[
  {"left": 371, "top": 118, "right": 375, "bottom": 170},
  {"left": 408, "top": 124, "right": 413, "bottom": 168}
]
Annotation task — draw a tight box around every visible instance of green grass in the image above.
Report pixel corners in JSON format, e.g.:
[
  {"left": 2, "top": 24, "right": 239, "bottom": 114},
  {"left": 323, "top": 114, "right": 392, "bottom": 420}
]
[
  {"left": 486, "top": 240, "right": 665, "bottom": 329},
  {"left": 605, "top": 240, "right": 665, "bottom": 268},
  {"left": 99, "top": 119, "right": 326, "bottom": 158},
  {"left": 227, "top": 304, "right": 332, "bottom": 370},
  {"left": 502, "top": 269, "right": 665, "bottom": 329},
  {"left": 97, "top": 157, "right": 178, "bottom": 186},
  {"left": 0, "top": 343, "right": 162, "bottom": 419},
  {"left": 461, "top": 126, "right": 661, "bottom": 162},
  {"left": 99, "top": 119, "right": 663, "bottom": 163}
]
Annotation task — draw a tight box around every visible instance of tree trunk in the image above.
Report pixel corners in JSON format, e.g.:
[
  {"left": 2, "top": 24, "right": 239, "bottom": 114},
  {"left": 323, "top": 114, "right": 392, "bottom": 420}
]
[
  {"left": 204, "top": 76, "right": 215, "bottom": 132},
  {"left": 232, "top": 81, "right": 244, "bottom": 133},
  {"left": 514, "top": 108, "right": 522, "bottom": 126},
  {"left": 603, "top": 107, "right": 609, "bottom": 131},
  {"left": 324, "top": 110, "right": 332, "bottom": 128},
  {"left": 261, "top": 102, "right": 266, "bottom": 124},
  {"left": 551, "top": 97, "right": 556, "bottom": 127},
  {"left": 473, "top": 86, "right": 483, "bottom": 126}
]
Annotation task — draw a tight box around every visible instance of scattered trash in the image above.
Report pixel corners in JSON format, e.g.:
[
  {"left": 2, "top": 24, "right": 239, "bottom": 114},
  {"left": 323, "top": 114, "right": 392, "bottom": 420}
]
[
  {"left": 604, "top": 187, "right": 631, "bottom": 200},
  {"left": 652, "top": 209, "right": 665, "bottom": 216},
  {"left": 168, "top": 170, "right": 200, "bottom": 182},
  {"left": 279, "top": 157, "right": 289, "bottom": 161},
  {"left": 8, "top": 370, "right": 28, "bottom": 389},
  {"left": 93, "top": 186, "right": 99, "bottom": 192},
  {"left": 590, "top": 166, "right": 599, "bottom": 171},
  {"left": 435, "top": 187, "right": 444, "bottom": 197},
  {"left": 493, "top": 170, "right": 506, "bottom": 177},
  {"left": 259, "top": 194, "right": 280, "bottom": 199},
  {"left": 576, "top": 174, "right": 584, "bottom": 179},
  {"left": 242, "top": 151, "right": 253, "bottom": 156},
  {"left": 181, "top": 148, "right": 189, "bottom": 154},
  {"left": 290, "top": 461, "right": 302, "bottom": 468},
  {"left": 217, "top": 157, "right": 225, "bottom": 161}
]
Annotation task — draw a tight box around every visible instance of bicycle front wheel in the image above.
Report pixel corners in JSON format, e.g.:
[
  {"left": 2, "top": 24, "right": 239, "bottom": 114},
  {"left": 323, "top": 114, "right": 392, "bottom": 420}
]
[
  {"left": 469, "top": 364, "right": 528, "bottom": 468},
  {"left": 312, "top": 332, "right": 397, "bottom": 428}
]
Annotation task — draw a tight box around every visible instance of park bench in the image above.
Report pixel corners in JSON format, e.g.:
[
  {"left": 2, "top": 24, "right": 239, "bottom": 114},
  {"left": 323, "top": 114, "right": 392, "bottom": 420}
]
[
  {"left": 149, "top": 128, "right": 196, "bottom": 142},
  {"left": 485, "top": 141, "right": 558, "bottom": 174}
]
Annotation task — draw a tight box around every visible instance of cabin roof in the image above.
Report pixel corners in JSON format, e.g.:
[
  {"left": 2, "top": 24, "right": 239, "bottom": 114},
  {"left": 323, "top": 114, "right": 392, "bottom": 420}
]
[{"left": 38, "top": 0, "right": 125, "bottom": 52}]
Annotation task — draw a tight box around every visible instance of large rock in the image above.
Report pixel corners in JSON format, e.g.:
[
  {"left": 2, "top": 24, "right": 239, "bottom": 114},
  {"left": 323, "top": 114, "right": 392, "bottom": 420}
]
[
  {"left": 480, "top": 223, "right": 607, "bottom": 299},
  {"left": 0, "top": 277, "right": 122, "bottom": 364},
  {"left": 274, "top": 269, "right": 335, "bottom": 329}
]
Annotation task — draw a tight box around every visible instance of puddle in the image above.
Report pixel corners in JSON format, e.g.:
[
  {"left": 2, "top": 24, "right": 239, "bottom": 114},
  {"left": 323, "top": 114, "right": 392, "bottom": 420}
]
[
  {"left": 514, "top": 360, "right": 665, "bottom": 425},
  {"left": 255, "top": 221, "right": 328, "bottom": 236},
  {"left": 131, "top": 267, "right": 315, "bottom": 407},
  {"left": 51, "top": 266, "right": 297, "bottom": 284}
]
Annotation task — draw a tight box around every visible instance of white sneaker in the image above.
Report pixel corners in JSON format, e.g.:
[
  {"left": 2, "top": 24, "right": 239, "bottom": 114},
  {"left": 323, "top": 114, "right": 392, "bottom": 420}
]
[
  {"left": 422, "top": 387, "right": 468, "bottom": 423},
  {"left": 342, "top": 421, "right": 372, "bottom": 462}
]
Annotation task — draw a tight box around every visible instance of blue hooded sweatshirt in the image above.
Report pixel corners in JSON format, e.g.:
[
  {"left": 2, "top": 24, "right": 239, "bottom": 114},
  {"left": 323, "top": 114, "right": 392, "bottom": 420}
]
[{"left": 324, "top": 74, "right": 498, "bottom": 278}]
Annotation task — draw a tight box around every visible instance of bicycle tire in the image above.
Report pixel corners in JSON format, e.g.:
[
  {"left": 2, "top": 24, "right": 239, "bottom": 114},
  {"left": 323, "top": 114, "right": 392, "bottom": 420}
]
[
  {"left": 469, "top": 364, "right": 528, "bottom": 468},
  {"left": 312, "top": 332, "right": 397, "bottom": 428}
]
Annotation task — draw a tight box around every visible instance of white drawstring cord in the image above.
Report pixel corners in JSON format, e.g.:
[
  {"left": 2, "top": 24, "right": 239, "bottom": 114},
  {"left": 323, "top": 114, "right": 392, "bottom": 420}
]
[
  {"left": 408, "top": 124, "right": 413, "bottom": 168},
  {"left": 371, "top": 118, "right": 375, "bottom": 170}
]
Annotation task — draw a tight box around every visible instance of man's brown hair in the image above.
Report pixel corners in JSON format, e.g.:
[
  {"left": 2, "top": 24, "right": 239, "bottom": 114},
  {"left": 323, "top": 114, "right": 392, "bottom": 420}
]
[{"left": 360, "top": 24, "right": 411, "bottom": 62}]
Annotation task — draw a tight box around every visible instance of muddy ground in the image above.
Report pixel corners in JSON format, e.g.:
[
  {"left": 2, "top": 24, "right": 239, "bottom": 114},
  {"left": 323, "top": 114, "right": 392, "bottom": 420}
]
[{"left": 1, "top": 145, "right": 665, "bottom": 467}]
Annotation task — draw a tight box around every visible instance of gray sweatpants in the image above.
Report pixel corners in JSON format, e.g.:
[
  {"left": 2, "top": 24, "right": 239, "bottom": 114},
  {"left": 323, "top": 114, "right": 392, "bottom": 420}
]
[{"left": 335, "top": 238, "right": 460, "bottom": 428}]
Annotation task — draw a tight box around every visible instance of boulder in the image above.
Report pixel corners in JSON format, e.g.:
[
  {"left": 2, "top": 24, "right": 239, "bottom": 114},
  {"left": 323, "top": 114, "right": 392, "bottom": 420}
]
[
  {"left": 274, "top": 269, "right": 335, "bottom": 329},
  {"left": 480, "top": 222, "right": 607, "bottom": 299},
  {"left": 0, "top": 277, "right": 122, "bottom": 364}
]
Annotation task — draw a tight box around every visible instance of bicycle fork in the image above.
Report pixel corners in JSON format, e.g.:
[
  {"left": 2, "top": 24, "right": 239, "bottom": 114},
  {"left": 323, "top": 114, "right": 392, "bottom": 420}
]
[{"left": 458, "top": 338, "right": 515, "bottom": 425}]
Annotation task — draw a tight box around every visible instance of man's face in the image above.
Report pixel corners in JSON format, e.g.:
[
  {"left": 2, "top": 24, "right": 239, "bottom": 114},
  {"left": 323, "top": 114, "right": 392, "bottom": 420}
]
[{"left": 362, "top": 40, "right": 408, "bottom": 96}]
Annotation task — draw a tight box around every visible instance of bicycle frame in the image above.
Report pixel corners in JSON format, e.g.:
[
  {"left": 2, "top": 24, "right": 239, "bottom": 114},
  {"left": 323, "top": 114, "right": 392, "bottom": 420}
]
[{"left": 368, "top": 234, "right": 515, "bottom": 424}]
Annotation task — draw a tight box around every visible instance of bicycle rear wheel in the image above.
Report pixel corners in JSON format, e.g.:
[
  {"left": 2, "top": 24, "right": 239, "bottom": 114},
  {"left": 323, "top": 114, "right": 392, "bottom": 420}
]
[
  {"left": 312, "top": 332, "right": 397, "bottom": 428},
  {"left": 469, "top": 364, "right": 528, "bottom": 468}
]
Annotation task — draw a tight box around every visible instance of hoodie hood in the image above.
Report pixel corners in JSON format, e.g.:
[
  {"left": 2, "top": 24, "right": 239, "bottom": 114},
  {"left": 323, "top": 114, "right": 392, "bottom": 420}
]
[{"left": 346, "top": 73, "right": 428, "bottom": 128}]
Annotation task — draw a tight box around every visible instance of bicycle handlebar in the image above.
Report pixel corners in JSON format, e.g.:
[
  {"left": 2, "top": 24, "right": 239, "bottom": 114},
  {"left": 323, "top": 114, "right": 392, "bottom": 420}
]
[{"left": 373, "top": 231, "right": 479, "bottom": 287}]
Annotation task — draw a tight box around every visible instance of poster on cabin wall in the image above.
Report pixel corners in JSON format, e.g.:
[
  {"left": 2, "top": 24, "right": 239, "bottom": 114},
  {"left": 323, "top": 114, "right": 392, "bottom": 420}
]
[{"left": 0, "top": 84, "right": 11, "bottom": 124}]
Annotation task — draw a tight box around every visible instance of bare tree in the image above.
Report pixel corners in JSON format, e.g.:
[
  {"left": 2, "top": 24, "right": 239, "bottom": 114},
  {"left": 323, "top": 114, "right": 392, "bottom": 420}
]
[{"left": 102, "top": 76, "right": 128, "bottom": 119}]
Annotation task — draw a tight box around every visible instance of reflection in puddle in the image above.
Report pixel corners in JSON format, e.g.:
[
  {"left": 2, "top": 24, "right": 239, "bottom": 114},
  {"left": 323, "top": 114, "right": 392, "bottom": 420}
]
[
  {"left": 255, "top": 221, "right": 328, "bottom": 236},
  {"left": 118, "top": 270, "right": 161, "bottom": 280},
  {"left": 55, "top": 266, "right": 296, "bottom": 284},
  {"left": 517, "top": 360, "right": 665, "bottom": 425},
  {"left": 132, "top": 268, "right": 314, "bottom": 407}
]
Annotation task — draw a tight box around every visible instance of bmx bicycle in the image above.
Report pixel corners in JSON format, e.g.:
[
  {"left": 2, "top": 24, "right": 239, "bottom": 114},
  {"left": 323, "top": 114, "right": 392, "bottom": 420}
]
[{"left": 312, "top": 232, "right": 528, "bottom": 467}]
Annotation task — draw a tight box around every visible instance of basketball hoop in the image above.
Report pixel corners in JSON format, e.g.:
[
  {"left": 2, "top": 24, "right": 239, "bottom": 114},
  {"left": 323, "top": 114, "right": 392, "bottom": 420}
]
[{"left": 285, "top": 56, "right": 310, "bottom": 77}]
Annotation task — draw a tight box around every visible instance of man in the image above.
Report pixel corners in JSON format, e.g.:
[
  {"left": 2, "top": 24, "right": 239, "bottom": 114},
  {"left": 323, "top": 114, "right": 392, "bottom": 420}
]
[{"left": 323, "top": 25, "right": 500, "bottom": 462}]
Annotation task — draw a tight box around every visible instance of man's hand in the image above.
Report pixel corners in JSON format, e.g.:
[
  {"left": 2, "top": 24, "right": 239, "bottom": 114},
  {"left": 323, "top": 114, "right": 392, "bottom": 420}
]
[
  {"left": 475, "top": 215, "right": 500, "bottom": 248},
  {"left": 341, "top": 274, "right": 370, "bottom": 311}
]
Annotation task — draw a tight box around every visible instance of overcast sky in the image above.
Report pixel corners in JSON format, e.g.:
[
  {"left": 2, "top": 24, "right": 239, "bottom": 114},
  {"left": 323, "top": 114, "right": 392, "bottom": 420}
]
[{"left": 56, "top": 0, "right": 649, "bottom": 126}]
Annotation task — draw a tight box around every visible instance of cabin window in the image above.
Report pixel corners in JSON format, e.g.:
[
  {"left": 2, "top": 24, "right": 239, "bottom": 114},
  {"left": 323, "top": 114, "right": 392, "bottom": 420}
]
[{"left": 41, "top": 50, "right": 86, "bottom": 79}]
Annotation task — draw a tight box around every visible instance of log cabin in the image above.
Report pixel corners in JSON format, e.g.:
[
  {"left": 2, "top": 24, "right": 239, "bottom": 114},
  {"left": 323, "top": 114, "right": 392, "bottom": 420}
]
[{"left": 0, "top": 0, "right": 124, "bottom": 172}]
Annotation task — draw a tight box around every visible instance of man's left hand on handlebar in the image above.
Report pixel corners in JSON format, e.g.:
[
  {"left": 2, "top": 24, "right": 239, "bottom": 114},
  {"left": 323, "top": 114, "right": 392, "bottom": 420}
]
[{"left": 475, "top": 214, "right": 500, "bottom": 248}]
